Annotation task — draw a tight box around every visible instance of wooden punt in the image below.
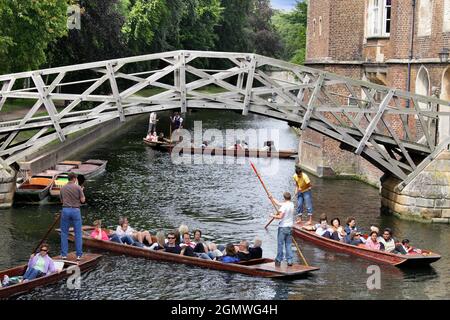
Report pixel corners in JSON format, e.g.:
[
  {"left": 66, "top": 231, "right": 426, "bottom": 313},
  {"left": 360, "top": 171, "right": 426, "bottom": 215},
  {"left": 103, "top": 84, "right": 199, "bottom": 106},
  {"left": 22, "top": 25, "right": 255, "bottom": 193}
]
[
  {"left": 14, "top": 172, "right": 56, "bottom": 203},
  {"left": 0, "top": 253, "right": 102, "bottom": 299},
  {"left": 67, "top": 159, "right": 107, "bottom": 180},
  {"left": 48, "top": 173, "right": 70, "bottom": 201},
  {"left": 60, "top": 226, "right": 318, "bottom": 279},
  {"left": 292, "top": 223, "right": 441, "bottom": 267},
  {"left": 143, "top": 138, "right": 297, "bottom": 159}
]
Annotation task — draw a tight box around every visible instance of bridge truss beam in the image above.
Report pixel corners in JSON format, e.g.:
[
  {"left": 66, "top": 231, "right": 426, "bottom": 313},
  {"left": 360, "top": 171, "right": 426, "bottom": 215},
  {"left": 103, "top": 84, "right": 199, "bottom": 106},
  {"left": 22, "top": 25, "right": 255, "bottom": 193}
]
[{"left": 0, "top": 50, "right": 449, "bottom": 190}]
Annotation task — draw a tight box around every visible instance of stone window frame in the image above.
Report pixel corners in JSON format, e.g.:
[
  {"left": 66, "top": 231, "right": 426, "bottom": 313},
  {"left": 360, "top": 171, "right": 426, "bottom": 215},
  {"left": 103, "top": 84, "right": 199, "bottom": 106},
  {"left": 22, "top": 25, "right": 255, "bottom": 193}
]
[
  {"left": 313, "top": 18, "right": 317, "bottom": 37},
  {"left": 319, "top": 16, "right": 322, "bottom": 36},
  {"left": 366, "top": 0, "right": 391, "bottom": 38}
]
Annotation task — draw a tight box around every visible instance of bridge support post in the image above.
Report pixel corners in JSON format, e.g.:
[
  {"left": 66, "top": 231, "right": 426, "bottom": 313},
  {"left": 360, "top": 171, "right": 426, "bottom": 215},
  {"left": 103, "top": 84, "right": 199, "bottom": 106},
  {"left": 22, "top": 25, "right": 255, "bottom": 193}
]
[
  {"left": 381, "top": 150, "right": 450, "bottom": 224},
  {"left": 0, "top": 168, "right": 16, "bottom": 208}
]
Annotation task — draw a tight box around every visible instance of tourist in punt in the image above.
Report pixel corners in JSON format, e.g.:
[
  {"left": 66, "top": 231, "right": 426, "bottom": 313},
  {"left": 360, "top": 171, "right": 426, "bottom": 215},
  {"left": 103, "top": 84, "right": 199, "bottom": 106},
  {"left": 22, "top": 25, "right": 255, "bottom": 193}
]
[
  {"left": 110, "top": 218, "right": 139, "bottom": 246},
  {"left": 157, "top": 132, "right": 168, "bottom": 143},
  {"left": 220, "top": 243, "right": 241, "bottom": 263},
  {"left": 344, "top": 217, "right": 364, "bottom": 243},
  {"left": 293, "top": 165, "right": 313, "bottom": 225},
  {"left": 268, "top": 191, "right": 295, "bottom": 267},
  {"left": 23, "top": 243, "right": 57, "bottom": 281},
  {"left": 379, "top": 228, "right": 407, "bottom": 254},
  {"left": 200, "top": 141, "right": 209, "bottom": 149},
  {"left": 249, "top": 237, "right": 263, "bottom": 259},
  {"left": 90, "top": 220, "right": 110, "bottom": 241},
  {"left": 330, "top": 218, "right": 347, "bottom": 241},
  {"left": 60, "top": 172, "right": 85, "bottom": 261},
  {"left": 177, "top": 225, "right": 189, "bottom": 244},
  {"left": 193, "top": 229, "right": 209, "bottom": 254},
  {"left": 237, "top": 240, "right": 252, "bottom": 261},
  {"left": 348, "top": 231, "right": 364, "bottom": 246},
  {"left": 311, "top": 214, "right": 333, "bottom": 238},
  {"left": 206, "top": 242, "right": 223, "bottom": 260},
  {"left": 365, "top": 231, "right": 384, "bottom": 251},
  {"left": 119, "top": 217, "right": 153, "bottom": 247},
  {"left": 400, "top": 239, "right": 422, "bottom": 255},
  {"left": 164, "top": 232, "right": 182, "bottom": 254},
  {"left": 149, "top": 230, "right": 166, "bottom": 250},
  {"left": 181, "top": 233, "right": 196, "bottom": 249}
]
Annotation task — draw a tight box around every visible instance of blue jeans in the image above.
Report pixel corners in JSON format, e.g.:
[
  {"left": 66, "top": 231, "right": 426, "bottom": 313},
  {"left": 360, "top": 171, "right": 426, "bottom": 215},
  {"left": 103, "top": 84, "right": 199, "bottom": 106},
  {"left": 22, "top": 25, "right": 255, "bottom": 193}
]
[
  {"left": 297, "top": 190, "right": 313, "bottom": 216},
  {"left": 276, "top": 227, "right": 293, "bottom": 264},
  {"left": 110, "top": 234, "right": 135, "bottom": 245},
  {"left": 60, "top": 208, "right": 83, "bottom": 257},
  {"left": 23, "top": 268, "right": 45, "bottom": 280}
]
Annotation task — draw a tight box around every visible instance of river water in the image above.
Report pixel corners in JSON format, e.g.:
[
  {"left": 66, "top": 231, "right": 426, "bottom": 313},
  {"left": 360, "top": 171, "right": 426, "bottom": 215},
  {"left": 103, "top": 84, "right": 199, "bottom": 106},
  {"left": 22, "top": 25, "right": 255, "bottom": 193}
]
[{"left": 0, "top": 110, "right": 448, "bottom": 300}]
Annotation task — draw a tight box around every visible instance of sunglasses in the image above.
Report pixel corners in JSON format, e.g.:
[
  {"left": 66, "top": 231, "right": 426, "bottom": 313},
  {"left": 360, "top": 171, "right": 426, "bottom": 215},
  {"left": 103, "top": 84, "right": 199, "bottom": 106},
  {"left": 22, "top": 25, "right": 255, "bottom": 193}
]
[
  {"left": 167, "top": 237, "right": 175, "bottom": 240},
  {"left": 40, "top": 249, "right": 48, "bottom": 252}
]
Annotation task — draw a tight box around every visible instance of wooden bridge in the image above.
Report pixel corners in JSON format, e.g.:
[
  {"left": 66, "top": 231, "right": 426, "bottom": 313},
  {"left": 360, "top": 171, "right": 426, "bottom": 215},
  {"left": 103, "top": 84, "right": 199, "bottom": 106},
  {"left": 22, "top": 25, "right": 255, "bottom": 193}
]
[{"left": 0, "top": 50, "right": 449, "bottom": 190}]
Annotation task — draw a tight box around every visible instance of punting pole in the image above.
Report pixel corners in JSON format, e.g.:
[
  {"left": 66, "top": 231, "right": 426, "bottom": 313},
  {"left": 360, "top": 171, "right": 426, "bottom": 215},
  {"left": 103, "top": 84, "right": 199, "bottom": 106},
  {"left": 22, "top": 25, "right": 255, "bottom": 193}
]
[{"left": 250, "top": 162, "right": 309, "bottom": 266}]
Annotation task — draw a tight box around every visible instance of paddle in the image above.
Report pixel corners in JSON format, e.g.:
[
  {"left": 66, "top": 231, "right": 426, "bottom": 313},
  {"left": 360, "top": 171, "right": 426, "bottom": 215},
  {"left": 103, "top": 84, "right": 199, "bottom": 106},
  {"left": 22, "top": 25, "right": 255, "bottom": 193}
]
[
  {"left": 250, "top": 162, "right": 309, "bottom": 266},
  {"left": 249, "top": 162, "right": 279, "bottom": 229},
  {"left": 32, "top": 212, "right": 61, "bottom": 255}
]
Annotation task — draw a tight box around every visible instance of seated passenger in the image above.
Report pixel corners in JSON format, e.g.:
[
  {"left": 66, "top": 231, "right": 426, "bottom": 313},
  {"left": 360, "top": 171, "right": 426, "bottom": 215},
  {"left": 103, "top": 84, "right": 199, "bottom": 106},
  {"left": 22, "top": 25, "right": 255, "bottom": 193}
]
[
  {"left": 200, "top": 141, "right": 209, "bottom": 149},
  {"left": 237, "top": 240, "right": 252, "bottom": 261},
  {"left": 178, "top": 225, "right": 189, "bottom": 244},
  {"left": 119, "top": 217, "right": 153, "bottom": 247},
  {"left": 110, "top": 218, "right": 138, "bottom": 246},
  {"left": 314, "top": 215, "right": 333, "bottom": 238},
  {"left": 348, "top": 231, "right": 364, "bottom": 246},
  {"left": 23, "top": 243, "right": 57, "bottom": 281},
  {"left": 365, "top": 231, "right": 384, "bottom": 251},
  {"left": 220, "top": 243, "right": 240, "bottom": 263},
  {"left": 400, "top": 239, "right": 422, "bottom": 255},
  {"left": 379, "top": 228, "right": 406, "bottom": 254},
  {"left": 344, "top": 217, "right": 364, "bottom": 243},
  {"left": 207, "top": 242, "right": 223, "bottom": 260},
  {"left": 330, "top": 218, "right": 346, "bottom": 241},
  {"left": 193, "top": 229, "right": 209, "bottom": 254},
  {"left": 90, "top": 220, "right": 109, "bottom": 241},
  {"left": 164, "top": 232, "right": 182, "bottom": 254},
  {"left": 181, "top": 232, "right": 196, "bottom": 249},
  {"left": 249, "top": 237, "right": 263, "bottom": 259},
  {"left": 149, "top": 230, "right": 166, "bottom": 250}
]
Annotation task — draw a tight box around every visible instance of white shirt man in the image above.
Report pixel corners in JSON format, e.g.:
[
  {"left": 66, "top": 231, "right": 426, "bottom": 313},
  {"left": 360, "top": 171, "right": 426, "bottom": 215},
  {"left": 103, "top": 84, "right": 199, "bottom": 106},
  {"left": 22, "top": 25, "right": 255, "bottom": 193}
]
[
  {"left": 148, "top": 112, "right": 157, "bottom": 134},
  {"left": 269, "top": 192, "right": 295, "bottom": 266}
]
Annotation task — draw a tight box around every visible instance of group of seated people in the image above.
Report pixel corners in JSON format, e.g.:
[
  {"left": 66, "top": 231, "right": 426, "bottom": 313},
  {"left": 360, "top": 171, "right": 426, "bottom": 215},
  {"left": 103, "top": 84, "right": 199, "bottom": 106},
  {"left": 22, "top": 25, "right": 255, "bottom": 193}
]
[
  {"left": 90, "top": 218, "right": 263, "bottom": 263},
  {"left": 302, "top": 214, "right": 422, "bottom": 255},
  {"left": 145, "top": 132, "right": 168, "bottom": 143}
]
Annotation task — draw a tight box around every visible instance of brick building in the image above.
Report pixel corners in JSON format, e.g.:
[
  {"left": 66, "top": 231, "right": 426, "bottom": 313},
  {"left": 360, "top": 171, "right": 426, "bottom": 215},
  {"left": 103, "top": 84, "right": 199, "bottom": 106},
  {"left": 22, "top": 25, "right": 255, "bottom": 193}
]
[{"left": 301, "top": 0, "right": 450, "bottom": 185}]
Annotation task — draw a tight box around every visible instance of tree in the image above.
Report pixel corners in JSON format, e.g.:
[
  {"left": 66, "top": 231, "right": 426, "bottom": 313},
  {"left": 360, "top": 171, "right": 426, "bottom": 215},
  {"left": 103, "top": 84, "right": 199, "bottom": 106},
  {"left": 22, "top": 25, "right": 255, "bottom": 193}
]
[
  {"left": 273, "top": 0, "right": 308, "bottom": 64},
  {"left": 249, "top": 0, "right": 283, "bottom": 58},
  {"left": 179, "top": 0, "right": 223, "bottom": 51},
  {"left": 47, "top": 0, "right": 127, "bottom": 68},
  {"left": 0, "top": 0, "right": 67, "bottom": 74},
  {"left": 215, "top": 0, "right": 254, "bottom": 53},
  {"left": 121, "top": 0, "right": 169, "bottom": 54}
]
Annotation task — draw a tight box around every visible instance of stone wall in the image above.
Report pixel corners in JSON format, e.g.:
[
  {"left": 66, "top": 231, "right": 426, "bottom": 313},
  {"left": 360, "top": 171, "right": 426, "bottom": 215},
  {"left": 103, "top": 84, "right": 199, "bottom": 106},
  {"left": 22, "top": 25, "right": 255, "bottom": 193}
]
[{"left": 381, "top": 150, "right": 450, "bottom": 223}]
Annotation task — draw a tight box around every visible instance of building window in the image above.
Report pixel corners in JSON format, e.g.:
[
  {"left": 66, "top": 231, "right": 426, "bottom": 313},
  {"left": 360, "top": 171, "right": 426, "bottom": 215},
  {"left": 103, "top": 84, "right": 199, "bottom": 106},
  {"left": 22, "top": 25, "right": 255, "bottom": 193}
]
[
  {"left": 367, "top": 0, "right": 391, "bottom": 37},
  {"left": 313, "top": 19, "right": 316, "bottom": 37},
  {"left": 319, "top": 17, "right": 322, "bottom": 36},
  {"left": 418, "top": 0, "right": 433, "bottom": 36}
]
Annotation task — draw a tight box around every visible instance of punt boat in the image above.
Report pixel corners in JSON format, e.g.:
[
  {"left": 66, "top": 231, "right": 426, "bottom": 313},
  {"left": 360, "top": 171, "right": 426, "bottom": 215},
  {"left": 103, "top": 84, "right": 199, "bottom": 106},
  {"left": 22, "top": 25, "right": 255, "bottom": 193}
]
[
  {"left": 14, "top": 172, "right": 57, "bottom": 203},
  {"left": 292, "top": 223, "right": 441, "bottom": 267},
  {"left": 143, "top": 139, "right": 297, "bottom": 159},
  {"left": 61, "top": 226, "right": 319, "bottom": 279},
  {"left": 0, "top": 253, "right": 102, "bottom": 299}
]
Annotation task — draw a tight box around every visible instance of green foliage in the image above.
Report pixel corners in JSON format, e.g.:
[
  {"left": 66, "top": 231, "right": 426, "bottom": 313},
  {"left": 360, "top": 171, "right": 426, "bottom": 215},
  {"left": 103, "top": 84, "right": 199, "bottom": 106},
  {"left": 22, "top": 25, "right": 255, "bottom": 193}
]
[
  {"left": 179, "top": 0, "right": 223, "bottom": 51},
  {"left": 273, "top": 0, "right": 308, "bottom": 64},
  {"left": 121, "top": 0, "right": 169, "bottom": 54},
  {"left": 250, "top": 0, "right": 282, "bottom": 57},
  {"left": 0, "top": 0, "right": 67, "bottom": 73}
]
